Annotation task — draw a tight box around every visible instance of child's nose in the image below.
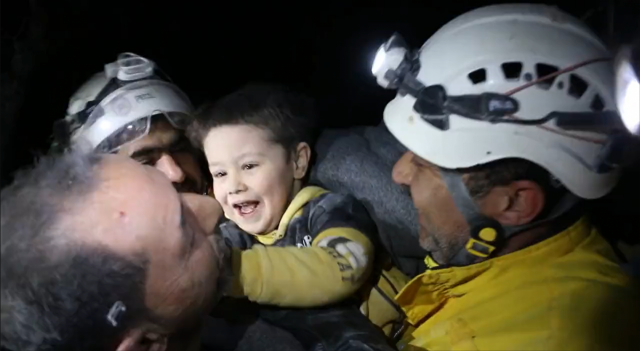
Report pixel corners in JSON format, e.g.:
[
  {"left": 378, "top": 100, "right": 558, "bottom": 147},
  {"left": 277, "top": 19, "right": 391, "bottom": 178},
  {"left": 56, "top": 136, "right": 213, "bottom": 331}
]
[{"left": 227, "top": 172, "right": 248, "bottom": 195}]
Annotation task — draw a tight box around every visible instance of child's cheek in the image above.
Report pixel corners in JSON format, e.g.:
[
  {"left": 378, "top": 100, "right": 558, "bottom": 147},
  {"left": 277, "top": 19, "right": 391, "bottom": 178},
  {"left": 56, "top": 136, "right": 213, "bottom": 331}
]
[{"left": 223, "top": 206, "right": 233, "bottom": 220}]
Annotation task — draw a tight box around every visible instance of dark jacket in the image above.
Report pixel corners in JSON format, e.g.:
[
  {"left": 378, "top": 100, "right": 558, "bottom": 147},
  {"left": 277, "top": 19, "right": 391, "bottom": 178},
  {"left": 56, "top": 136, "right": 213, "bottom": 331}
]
[
  {"left": 310, "top": 124, "right": 427, "bottom": 277},
  {"left": 216, "top": 188, "right": 397, "bottom": 351}
]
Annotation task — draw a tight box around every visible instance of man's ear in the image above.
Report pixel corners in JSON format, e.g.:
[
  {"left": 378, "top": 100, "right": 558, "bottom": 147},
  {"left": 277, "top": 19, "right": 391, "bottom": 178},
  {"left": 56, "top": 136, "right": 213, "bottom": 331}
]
[
  {"left": 292, "top": 142, "right": 311, "bottom": 180},
  {"left": 116, "top": 328, "right": 168, "bottom": 351},
  {"left": 482, "top": 180, "right": 545, "bottom": 226}
]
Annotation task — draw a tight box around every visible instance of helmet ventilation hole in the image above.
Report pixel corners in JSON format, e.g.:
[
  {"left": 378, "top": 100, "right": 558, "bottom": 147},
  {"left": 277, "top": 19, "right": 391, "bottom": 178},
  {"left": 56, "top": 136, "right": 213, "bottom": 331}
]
[
  {"left": 501, "top": 62, "right": 523, "bottom": 80},
  {"left": 468, "top": 69, "right": 487, "bottom": 84},
  {"left": 535, "top": 63, "right": 559, "bottom": 90},
  {"left": 568, "top": 74, "right": 589, "bottom": 99},
  {"left": 590, "top": 94, "right": 605, "bottom": 111}
]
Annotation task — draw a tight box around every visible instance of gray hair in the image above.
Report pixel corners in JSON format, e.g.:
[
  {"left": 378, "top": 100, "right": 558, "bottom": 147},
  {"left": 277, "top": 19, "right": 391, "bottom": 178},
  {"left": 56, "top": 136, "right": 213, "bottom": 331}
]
[{"left": 1, "top": 151, "right": 151, "bottom": 351}]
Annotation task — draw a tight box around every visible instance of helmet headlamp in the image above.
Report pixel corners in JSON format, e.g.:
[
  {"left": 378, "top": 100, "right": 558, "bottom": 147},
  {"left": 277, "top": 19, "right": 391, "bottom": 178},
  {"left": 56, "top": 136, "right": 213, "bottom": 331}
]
[{"left": 614, "top": 45, "right": 640, "bottom": 136}]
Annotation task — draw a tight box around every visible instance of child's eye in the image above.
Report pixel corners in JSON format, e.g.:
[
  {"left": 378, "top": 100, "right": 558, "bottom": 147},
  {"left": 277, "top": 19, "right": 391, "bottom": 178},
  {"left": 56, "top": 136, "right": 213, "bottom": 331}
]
[
  {"left": 212, "top": 171, "right": 226, "bottom": 178},
  {"left": 242, "top": 163, "right": 258, "bottom": 171}
]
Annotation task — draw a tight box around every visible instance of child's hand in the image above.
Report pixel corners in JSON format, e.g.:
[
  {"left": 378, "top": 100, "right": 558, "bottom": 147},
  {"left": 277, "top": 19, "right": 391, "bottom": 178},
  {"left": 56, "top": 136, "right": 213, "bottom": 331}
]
[{"left": 181, "top": 193, "right": 223, "bottom": 236}]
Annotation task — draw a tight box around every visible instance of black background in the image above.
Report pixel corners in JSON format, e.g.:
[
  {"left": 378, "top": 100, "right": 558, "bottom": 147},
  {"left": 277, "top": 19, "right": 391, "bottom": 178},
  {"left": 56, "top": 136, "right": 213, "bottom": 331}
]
[
  {"left": 1, "top": 1, "right": 639, "bottom": 245},
  {"left": 3, "top": 0, "right": 638, "bottom": 187}
]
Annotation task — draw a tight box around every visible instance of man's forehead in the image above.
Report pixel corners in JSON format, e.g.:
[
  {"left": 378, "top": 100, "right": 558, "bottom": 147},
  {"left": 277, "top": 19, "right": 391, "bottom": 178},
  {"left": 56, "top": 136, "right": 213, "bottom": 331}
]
[
  {"left": 79, "top": 155, "right": 181, "bottom": 252},
  {"left": 411, "top": 152, "right": 435, "bottom": 167}
]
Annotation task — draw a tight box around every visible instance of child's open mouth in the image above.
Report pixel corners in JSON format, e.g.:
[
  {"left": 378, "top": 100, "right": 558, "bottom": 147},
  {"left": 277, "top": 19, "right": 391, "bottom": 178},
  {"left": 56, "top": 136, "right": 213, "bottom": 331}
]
[{"left": 233, "top": 201, "right": 260, "bottom": 217}]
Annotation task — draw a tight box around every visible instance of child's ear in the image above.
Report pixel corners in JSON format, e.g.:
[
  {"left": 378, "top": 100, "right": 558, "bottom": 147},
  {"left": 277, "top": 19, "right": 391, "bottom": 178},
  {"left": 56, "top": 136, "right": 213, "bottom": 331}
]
[{"left": 292, "top": 142, "right": 311, "bottom": 180}]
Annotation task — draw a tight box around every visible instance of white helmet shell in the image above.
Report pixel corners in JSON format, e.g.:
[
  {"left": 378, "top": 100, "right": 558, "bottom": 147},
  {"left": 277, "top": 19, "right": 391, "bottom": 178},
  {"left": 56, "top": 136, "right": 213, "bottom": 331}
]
[
  {"left": 384, "top": 4, "right": 619, "bottom": 199},
  {"left": 65, "top": 53, "right": 193, "bottom": 153},
  {"left": 67, "top": 73, "right": 111, "bottom": 118}
]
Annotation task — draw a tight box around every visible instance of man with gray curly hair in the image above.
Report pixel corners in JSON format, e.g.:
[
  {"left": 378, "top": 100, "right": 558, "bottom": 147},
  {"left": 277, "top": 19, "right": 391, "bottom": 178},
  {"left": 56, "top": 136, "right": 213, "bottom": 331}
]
[{"left": 1, "top": 151, "right": 228, "bottom": 351}]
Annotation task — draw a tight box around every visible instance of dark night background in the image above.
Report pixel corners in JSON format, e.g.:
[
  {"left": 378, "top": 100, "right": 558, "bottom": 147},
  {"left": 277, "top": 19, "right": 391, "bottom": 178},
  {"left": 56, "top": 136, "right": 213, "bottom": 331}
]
[{"left": 1, "top": 1, "right": 639, "bottom": 244}]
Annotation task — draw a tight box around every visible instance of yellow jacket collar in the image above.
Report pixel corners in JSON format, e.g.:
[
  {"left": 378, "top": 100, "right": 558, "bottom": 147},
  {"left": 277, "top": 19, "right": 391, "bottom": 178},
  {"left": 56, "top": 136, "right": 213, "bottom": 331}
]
[
  {"left": 396, "top": 217, "right": 593, "bottom": 324},
  {"left": 251, "top": 186, "right": 328, "bottom": 245}
]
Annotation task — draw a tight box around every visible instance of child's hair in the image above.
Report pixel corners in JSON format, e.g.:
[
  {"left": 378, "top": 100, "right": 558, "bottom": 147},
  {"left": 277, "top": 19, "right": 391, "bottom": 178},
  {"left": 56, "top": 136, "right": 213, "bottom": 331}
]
[{"left": 188, "top": 83, "right": 319, "bottom": 156}]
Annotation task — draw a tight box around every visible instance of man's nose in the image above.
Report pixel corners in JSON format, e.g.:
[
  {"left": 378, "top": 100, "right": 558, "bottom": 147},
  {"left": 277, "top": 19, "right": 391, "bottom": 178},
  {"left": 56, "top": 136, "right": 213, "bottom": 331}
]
[
  {"left": 392, "top": 151, "right": 414, "bottom": 185},
  {"left": 155, "top": 154, "right": 186, "bottom": 183}
]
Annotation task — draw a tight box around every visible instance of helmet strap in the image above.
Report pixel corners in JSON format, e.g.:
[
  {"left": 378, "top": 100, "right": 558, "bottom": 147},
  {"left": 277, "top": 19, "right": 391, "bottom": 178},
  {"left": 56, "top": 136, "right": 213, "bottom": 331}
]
[{"left": 439, "top": 169, "right": 581, "bottom": 267}]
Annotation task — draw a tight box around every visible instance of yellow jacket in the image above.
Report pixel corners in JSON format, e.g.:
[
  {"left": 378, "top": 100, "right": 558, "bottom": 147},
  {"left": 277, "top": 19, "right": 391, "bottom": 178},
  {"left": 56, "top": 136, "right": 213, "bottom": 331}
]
[{"left": 396, "top": 217, "right": 640, "bottom": 351}]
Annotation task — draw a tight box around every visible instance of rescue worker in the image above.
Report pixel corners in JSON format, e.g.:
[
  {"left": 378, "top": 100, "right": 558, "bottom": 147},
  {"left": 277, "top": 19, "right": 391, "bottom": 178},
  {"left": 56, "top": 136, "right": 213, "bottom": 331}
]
[
  {"left": 50, "top": 52, "right": 210, "bottom": 195},
  {"left": 370, "top": 4, "right": 640, "bottom": 350}
]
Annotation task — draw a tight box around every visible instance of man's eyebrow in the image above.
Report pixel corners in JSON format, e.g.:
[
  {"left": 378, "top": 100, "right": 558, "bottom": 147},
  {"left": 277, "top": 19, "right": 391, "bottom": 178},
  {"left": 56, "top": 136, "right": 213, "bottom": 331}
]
[
  {"left": 130, "top": 147, "right": 159, "bottom": 160},
  {"left": 129, "top": 133, "right": 184, "bottom": 159}
]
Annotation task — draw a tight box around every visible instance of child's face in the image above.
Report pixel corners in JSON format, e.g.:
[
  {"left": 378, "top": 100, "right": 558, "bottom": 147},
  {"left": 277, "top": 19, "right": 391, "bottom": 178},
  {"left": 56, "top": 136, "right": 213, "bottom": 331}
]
[{"left": 203, "top": 124, "right": 297, "bottom": 234}]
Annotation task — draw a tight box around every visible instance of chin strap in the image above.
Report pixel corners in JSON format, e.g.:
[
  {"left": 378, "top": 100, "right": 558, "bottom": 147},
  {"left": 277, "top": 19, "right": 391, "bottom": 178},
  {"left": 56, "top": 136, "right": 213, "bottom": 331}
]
[{"left": 439, "top": 169, "right": 580, "bottom": 267}]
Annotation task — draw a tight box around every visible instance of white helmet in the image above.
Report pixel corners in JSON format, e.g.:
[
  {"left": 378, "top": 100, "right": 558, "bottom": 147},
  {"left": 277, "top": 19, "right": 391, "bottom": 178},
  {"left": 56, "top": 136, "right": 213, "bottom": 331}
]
[
  {"left": 54, "top": 53, "right": 194, "bottom": 153},
  {"left": 374, "top": 4, "right": 624, "bottom": 200}
]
